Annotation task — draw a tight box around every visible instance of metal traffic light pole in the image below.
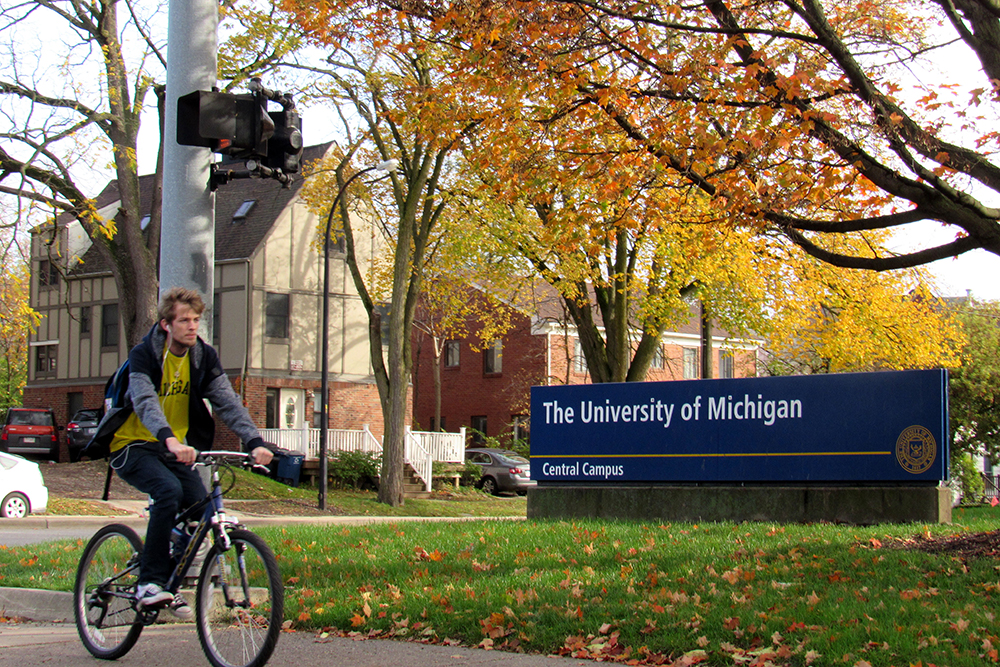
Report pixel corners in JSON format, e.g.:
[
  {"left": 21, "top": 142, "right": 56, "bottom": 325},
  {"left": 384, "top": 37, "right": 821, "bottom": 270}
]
[{"left": 161, "top": 0, "right": 219, "bottom": 332}]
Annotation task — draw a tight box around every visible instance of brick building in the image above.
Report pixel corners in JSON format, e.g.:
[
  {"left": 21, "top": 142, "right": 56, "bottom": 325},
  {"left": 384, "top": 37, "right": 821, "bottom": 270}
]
[
  {"left": 412, "top": 285, "right": 758, "bottom": 448},
  {"left": 24, "top": 145, "right": 400, "bottom": 460}
]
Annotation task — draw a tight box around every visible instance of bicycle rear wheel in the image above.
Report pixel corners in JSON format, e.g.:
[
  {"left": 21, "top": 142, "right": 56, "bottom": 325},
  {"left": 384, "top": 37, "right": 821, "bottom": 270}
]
[
  {"left": 195, "top": 527, "right": 283, "bottom": 667},
  {"left": 74, "top": 523, "right": 145, "bottom": 659}
]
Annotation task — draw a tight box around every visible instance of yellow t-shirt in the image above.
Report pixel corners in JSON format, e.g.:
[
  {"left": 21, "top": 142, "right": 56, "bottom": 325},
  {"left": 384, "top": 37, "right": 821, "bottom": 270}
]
[{"left": 110, "top": 349, "right": 192, "bottom": 452}]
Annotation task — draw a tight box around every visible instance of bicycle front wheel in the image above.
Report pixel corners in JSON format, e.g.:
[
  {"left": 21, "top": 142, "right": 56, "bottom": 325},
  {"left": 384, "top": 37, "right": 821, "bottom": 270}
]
[
  {"left": 196, "top": 528, "right": 283, "bottom": 667},
  {"left": 73, "top": 523, "right": 145, "bottom": 659}
]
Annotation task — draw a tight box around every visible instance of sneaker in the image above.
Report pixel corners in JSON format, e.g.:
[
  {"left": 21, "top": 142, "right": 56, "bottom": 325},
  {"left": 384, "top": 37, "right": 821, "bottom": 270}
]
[
  {"left": 136, "top": 583, "right": 173, "bottom": 609},
  {"left": 168, "top": 593, "right": 194, "bottom": 621}
]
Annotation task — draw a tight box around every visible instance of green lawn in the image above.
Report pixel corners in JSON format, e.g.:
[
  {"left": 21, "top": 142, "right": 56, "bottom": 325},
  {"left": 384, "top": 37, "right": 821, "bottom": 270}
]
[{"left": 2, "top": 505, "right": 998, "bottom": 665}]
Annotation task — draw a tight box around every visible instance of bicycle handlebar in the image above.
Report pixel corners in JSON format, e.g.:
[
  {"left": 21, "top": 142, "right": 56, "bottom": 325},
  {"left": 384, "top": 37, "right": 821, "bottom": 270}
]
[{"left": 195, "top": 450, "right": 272, "bottom": 474}]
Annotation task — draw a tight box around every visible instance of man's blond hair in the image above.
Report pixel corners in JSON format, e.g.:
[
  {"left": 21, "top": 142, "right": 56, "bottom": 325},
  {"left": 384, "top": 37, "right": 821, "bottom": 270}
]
[{"left": 158, "top": 287, "right": 206, "bottom": 323}]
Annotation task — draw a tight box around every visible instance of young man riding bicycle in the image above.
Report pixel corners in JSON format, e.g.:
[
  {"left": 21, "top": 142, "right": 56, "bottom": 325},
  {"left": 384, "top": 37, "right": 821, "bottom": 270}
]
[{"left": 92, "top": 287, "right": 274, "bottom": 619}]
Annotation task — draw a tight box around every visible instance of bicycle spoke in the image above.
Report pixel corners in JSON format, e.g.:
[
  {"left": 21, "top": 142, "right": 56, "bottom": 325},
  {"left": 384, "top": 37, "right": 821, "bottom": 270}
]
[
  {"left": 74, "top": 524, "right": 145, "bottom": 659},
  {"left": 196, "top": 528, "right": 282, "bottom": 667}
]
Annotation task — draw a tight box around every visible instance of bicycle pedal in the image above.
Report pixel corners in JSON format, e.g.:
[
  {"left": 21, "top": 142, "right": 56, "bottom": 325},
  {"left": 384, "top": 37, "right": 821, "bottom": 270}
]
[{"left": 137, "top": 607, "right": 161, "bottom": 625}]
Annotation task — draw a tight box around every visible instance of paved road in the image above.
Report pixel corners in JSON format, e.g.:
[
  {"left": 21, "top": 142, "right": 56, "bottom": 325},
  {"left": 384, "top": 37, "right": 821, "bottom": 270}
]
[
  {"left": 0, "top": 523, "right": 106, "bottom": 547},
  {"left": 0, "top": 622, "right": 588, "bottom": 667}
]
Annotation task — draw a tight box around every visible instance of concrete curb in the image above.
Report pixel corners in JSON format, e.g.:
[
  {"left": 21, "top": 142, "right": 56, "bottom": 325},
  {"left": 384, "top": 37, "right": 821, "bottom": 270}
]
[{"left": 0, "top": 588, "right": 72, "bottom": 623}]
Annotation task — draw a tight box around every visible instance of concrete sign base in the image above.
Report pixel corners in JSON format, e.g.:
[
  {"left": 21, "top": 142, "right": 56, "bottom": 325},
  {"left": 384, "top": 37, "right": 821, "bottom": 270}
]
[{"left": 527, "top": 484, "right": 953, "bottom": 524}]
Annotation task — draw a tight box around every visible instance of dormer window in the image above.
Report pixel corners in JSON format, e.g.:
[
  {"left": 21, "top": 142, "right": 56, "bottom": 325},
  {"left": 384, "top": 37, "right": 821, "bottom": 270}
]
[{"left": 233, "top": 200, "right": 256, "bottom": 222}]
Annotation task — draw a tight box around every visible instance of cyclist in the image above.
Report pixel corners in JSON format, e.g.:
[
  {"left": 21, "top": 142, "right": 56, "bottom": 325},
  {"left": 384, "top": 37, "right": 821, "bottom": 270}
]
[{"left": 92, "top": 287, "right": 274, "bottom": 619}]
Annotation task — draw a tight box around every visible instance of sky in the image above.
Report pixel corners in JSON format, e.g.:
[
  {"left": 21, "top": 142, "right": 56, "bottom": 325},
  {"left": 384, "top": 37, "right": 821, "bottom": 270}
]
[{"left": 902, "top": 226, "right": 1000, "bottom": 301}]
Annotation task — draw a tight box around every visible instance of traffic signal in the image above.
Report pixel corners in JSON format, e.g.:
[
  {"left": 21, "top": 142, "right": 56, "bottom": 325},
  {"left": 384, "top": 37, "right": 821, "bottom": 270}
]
[
  {"left": 176, "top": 89, "right": 274, "bottom": 158},
  {"left": 265, "top": 107, "right": 303, "bottom": 173}
]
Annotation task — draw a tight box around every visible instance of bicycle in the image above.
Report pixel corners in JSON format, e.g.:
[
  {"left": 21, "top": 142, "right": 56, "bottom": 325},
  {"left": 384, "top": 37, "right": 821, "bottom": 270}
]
[{"left": 73, "top": 451, "right": 284, "bottom": 667}]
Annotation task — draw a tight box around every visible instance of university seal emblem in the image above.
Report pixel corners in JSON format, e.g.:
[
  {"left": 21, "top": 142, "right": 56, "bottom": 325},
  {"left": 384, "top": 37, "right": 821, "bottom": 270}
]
[{"left": 895, "top": 425, "right": 937, "bottom": 474}]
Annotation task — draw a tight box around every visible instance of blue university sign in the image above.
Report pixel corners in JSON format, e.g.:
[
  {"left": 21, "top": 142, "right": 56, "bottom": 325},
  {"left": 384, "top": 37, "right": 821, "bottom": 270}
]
[{"left": 530, "top": 369, "right": 948, "bottom": 483}]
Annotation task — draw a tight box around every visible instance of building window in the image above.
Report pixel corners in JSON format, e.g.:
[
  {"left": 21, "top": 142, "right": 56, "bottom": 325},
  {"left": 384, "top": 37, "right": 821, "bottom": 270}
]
[
  {"left": 651, "top": 344, "right": 665, "bottom": 370},
  {"left": 484, "top": 339, "right": 502, "bottom": 374},
  {"left": 80, "top": 306, "right": 92, "bottom": 335},
  {"left": 470, "top": 415, "right": 488, "bottom": 444},
  {"left": 101, "top": 304, "right": 120, "bottom": 348},
  {"left": 683, "top": 348, "right": 699, "bottom": 379},
  {"left": 444, "top": 340, "right": 460, "bottom": 368},
  {"left": 265, "top": 388, "right": 279, "bottom": 429},
  {"left": 719, "top": 349, "right": 735, "bottom": 379},
  {"left": 512, "top": 415, "right": 530, "bottom": 446},
  {"left": 265, "top": 292, "right": 290, "bottom": 339},
  {"left": 573, "top": 340, "right": 587, "bottom": 374},
  {"left": 35, "top": 345, "right": 57, "bottom": 375},
  {"left": 232, "top": 199, "right": 256, "bottom": 222},
  {"left": 39, "top": 259, "right": 59, "bottom": 288}
]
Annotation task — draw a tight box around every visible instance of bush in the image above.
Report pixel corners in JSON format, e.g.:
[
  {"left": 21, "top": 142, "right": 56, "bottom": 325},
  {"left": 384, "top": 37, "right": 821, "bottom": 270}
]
[
  {"left": 951, "top": 453, "right": 985, "bottom": 504},
  {"left": 328, "top": 450, "right": 380, "bottom": 490},
  {"left": 459, "top": 462, "right": 481, "bottom": 487}
]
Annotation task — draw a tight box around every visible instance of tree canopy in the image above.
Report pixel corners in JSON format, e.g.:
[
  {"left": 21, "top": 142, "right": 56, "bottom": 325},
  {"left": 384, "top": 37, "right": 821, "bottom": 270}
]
[
  {"left": 289, "top": 6, "right": 480, "bottom": 504},
  {"left": 0, "top": 251, "right": 37, "bottom": 412},
  {"left": 949, "top": 298, "right": 1000, "bottom": 462},
  {"left": 0, "top": 0, "right": 166, "bottom": 346},
  {"left": 385, "top": 0, "right": 1000, "bottom": 270}
]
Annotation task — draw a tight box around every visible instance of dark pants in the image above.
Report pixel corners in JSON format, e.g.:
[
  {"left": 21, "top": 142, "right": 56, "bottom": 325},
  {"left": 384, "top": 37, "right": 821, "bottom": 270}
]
[{"left": 112, "top": 444, "right": 205, "bottom": 586}]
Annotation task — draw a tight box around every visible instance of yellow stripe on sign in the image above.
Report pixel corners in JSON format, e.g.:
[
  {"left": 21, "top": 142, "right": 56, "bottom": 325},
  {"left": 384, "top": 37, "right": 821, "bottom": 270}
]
[{"left": 540, "top": 451, "right": 892, "bottom": 459}]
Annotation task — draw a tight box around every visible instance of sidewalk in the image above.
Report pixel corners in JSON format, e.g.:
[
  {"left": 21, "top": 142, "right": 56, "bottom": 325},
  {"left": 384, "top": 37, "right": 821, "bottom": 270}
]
[
  {"left": 13, "top": 499, "right": 519, "bottom": 529},
  {"left": 0, "top": 621, "right": 589, "bottom": 667}
]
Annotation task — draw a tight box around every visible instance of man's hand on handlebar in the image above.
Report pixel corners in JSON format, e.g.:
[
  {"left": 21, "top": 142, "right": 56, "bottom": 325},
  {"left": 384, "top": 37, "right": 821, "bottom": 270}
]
[
  {"left": 166, "top": 437, "right": 198, "bottom": 465},
  {"left": 251, "top": 446, "right": 274, "bottom": 467}
]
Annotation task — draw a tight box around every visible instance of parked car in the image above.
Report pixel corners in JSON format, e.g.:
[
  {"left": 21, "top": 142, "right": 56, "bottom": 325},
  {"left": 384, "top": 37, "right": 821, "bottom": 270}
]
[
  {"left": 67, "top": 408, "right": 102, "bottom": 462},
  {"left": 464, "top": 447, "right": 536, "bottom": 495},
  {"left": 0, "top": 407, "right": 62, "bottom": 461},
  {"left": 0, "top": 451, "right": 49, "bottom": 518}
]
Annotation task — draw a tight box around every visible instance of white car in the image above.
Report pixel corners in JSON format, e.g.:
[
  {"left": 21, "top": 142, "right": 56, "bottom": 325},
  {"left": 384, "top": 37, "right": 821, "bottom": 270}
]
[{"left": 0, "top": 451, "right": 49, "bottom": 518}]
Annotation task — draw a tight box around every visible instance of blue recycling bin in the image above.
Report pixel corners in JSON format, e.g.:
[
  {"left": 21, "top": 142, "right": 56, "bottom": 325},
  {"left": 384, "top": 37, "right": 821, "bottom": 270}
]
[{"left": 273, "top": 448, "right": 304, "bottom": 487}]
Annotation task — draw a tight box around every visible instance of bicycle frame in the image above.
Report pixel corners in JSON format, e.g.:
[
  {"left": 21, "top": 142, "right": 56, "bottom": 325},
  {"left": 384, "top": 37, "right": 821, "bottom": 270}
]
[{"left": 163, "top": 451, "right": 247, "bottom": 596}]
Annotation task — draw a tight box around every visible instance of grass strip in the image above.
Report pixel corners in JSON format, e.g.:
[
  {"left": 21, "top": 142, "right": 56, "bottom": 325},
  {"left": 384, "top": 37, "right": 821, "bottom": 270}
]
[{"left": 2, "top": 507, "right": 997, "bottom": 665}]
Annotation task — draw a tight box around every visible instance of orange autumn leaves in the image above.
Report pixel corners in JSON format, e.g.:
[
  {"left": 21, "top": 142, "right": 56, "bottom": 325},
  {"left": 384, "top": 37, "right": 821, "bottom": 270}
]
[{"left": 274, "top": 520, "right": 999, "bottom": 666}]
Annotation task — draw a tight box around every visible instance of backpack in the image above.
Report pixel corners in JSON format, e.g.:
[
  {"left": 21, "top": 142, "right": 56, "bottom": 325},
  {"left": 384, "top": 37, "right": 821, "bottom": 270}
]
[
  {"left": 103, "top": 358, "right": 132, "bottom": 413},
  {"left": 81, "top": 358, "right": 132, "bottom": 462},
  {"left": 82, "top": 358, "right": 134, "bottom": 500}
]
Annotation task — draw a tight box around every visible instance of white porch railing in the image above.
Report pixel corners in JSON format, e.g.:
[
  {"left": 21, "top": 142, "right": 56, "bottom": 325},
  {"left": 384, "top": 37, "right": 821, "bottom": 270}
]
[
  {"left": 405, "top": 427, "right": 433, "bottom": 492},
  {"left": 258, "top": 426, "right": 466, "bottom": 490},
  {"left": 259, "top": 425, "right": 382, "bottom": 460},
  {"left": 416, "top": 427, "right": 466, "bottom": 463}
]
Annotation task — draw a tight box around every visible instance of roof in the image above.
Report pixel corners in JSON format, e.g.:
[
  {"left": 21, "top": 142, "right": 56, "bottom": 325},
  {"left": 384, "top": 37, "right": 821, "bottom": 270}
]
[{"left": 70, "top": 143, "right": 330, "bottom": 275}]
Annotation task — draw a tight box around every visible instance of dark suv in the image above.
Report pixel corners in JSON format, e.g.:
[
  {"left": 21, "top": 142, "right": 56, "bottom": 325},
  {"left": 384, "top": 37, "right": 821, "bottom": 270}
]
[
  {"left": 67, "top": 408, "right": 101, "bottom": 462},
  {"left": 1, "top": 408, "right": 62, "bottom": 461}
]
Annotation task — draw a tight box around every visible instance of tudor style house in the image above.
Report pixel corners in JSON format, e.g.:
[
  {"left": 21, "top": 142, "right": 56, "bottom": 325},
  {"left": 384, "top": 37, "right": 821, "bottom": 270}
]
[
  {"left": 24, "top": 144, "right": 397, "bottom": 460},
  {"left": 411, "top": 284, "right": 759, "bottom": 448}
]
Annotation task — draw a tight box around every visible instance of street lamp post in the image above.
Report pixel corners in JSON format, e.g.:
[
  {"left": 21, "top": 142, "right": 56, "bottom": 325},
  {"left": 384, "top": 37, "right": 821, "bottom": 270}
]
[{"left": 319, "top": 159, "right": 397, "bottom": 509}]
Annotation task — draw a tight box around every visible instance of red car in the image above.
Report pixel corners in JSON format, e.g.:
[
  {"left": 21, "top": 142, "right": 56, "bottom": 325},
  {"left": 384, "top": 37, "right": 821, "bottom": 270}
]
[{"left": 1, "top": 408, "right": 62, "bottom": 461}]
